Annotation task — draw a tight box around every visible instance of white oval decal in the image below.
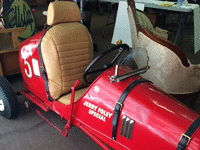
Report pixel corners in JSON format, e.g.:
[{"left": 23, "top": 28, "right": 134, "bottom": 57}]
[
  {"left": 0, "top": 100, "right": 4, "bottom": 111},
  {"left": 94, "top": 86, "right": 100, "bottom": 93},
  {"left": 24, "top": 60, "right": 32, "bottom": 78}
]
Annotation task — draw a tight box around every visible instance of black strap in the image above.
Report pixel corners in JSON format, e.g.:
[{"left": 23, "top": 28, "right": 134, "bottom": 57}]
[
  {"left": 38, "top": 27, "right": 52, "bottom": 102},
  {"left": 112, "top": 78, "right": 152, "bottom": 140},
  {"left": 177, "top": 117, "right": 200, "bottom": 150}
]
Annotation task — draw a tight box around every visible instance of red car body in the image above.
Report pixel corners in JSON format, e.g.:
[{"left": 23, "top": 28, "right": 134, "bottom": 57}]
[{"left": 18, "top": 30, "right": 200, "bottom": 150}]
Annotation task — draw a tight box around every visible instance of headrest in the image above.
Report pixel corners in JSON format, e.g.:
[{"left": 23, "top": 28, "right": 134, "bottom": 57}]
[{"left": 47, "top": 1, "right": 81, "bottom": 26}]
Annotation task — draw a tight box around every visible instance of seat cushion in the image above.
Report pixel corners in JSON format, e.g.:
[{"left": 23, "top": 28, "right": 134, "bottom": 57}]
[
  {"left": 41, "top": 23, "right": 93, "bottom": 100},
  {"left": 57, "top": 87, "right": 88, "bottom": 105}
]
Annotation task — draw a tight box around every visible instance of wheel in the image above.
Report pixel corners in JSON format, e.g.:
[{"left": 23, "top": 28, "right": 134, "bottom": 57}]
[
  {"left": 24, "top": 100, "right": 30, "bottom": 108},
  {"left": 0, "top": 75, "right": 19, "bottom": 119},
  {"left": 83, "top": 44, "right": 130, "bottom": 83}
]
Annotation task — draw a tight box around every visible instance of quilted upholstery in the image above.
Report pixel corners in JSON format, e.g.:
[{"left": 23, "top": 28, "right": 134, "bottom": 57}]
[
  {"left": 41, "top": 2, "right": 93, "bottom": 100},
  {"left": 57, "top": 87, "right": 88, "bottom": 105}
]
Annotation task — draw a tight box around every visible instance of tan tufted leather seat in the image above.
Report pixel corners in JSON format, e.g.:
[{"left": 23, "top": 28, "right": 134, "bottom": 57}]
[{"left": 41, "top": 1, "right": 93, "bottom": 101}]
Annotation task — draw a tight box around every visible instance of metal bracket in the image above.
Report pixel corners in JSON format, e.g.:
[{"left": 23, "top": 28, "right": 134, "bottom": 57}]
[{"left": 36, "top": 109, "right": 70, "bottom": 137}]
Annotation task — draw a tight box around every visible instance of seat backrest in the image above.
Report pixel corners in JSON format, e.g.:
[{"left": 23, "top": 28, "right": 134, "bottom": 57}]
[
  {"left": 136, "top": 10, "right": 168, "bottom": 40},
  {"left": 127, "top": 0, "right": 189, "bottom": 68},
  {"left": 41, "top": 2, "right": 93, "bottom": 100},
  {"left": 138, "top": 27, "right": 192, "bottom": 94},
  {"left": 139, "top": 27, "right": 190, "bottom": 67},
  {"left": 126, "top": 0, "right": 200, "bottom": 94},
  {"left": 136, "top": 10, "right": 155, "bottom": 33}
]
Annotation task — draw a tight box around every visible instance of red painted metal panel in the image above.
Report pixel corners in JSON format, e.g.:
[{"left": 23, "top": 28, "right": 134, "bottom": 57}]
[
  {"left": 19, "top": 30, "right": 49, "bottom": 102},
  {"left": 72, "top": 66, "right": 200, "bottom": 150},
  {"left": 18, "top": 31, "right": 200, "bottom": 149},
  {"left": 18, "top": 90, "right": 49, "bottom": 112}
]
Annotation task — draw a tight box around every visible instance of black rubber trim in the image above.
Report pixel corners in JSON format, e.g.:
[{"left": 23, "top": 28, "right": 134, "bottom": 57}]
[{"left": 37, "top": 27, "right": 52, "bottom": 102}]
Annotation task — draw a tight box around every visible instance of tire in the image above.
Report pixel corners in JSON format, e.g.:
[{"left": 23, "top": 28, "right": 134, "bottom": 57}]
[{"left": 0, "top": 75, "right": 19, "bottom": 119}]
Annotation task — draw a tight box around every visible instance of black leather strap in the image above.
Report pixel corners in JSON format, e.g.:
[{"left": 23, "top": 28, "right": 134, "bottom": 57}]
[
  {"left": 112, "top": 78, "right": 152, "bottom": 140},
  {"left": 38, "top": 27, "right": 52, "bottom": 102},
  {"left": 177, "top": 117, "right": 200, "bottom": 150}
]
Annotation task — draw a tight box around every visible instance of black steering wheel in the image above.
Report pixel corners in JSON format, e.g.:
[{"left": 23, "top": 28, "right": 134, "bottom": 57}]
[{"left": 83, "top": 44, "right": 130, "bottom": 83}]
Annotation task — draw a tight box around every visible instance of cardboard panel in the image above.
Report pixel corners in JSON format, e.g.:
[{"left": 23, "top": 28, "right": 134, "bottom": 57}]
[{"left": 0, "top": 51, "right": 21, "bottom": 76}]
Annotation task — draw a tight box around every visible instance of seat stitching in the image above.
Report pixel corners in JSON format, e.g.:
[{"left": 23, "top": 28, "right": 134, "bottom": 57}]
[
  {"left": 59, "top": 53, "right": 90, "bottom": 58},
  {"left": 61, "top": 63, "right": 89, "bottom": 70},
  {"left": 56, "top": 41, "right": 90, "bottom": 47},
  {"left": 59, "top": 47, "right": 90, "bottom": 54},
  {"left": 48, "top": 32, "right": 63, "bottom": 96},
  {"left": 60, "top": 56, "right": 90, "bottom": 65},
  {"left": 61, "top": 70, "right": 85, "bottom": 77}
]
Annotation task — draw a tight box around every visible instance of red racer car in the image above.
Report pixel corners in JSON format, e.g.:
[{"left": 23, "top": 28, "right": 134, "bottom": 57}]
[{"left": 0, "top": 1, "right": 199, "bottom": 150}]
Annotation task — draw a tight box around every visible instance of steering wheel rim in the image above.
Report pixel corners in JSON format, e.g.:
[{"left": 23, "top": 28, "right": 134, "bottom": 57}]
[{"left": 83, "top": 44, "right": 130, "bottom": 83}]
